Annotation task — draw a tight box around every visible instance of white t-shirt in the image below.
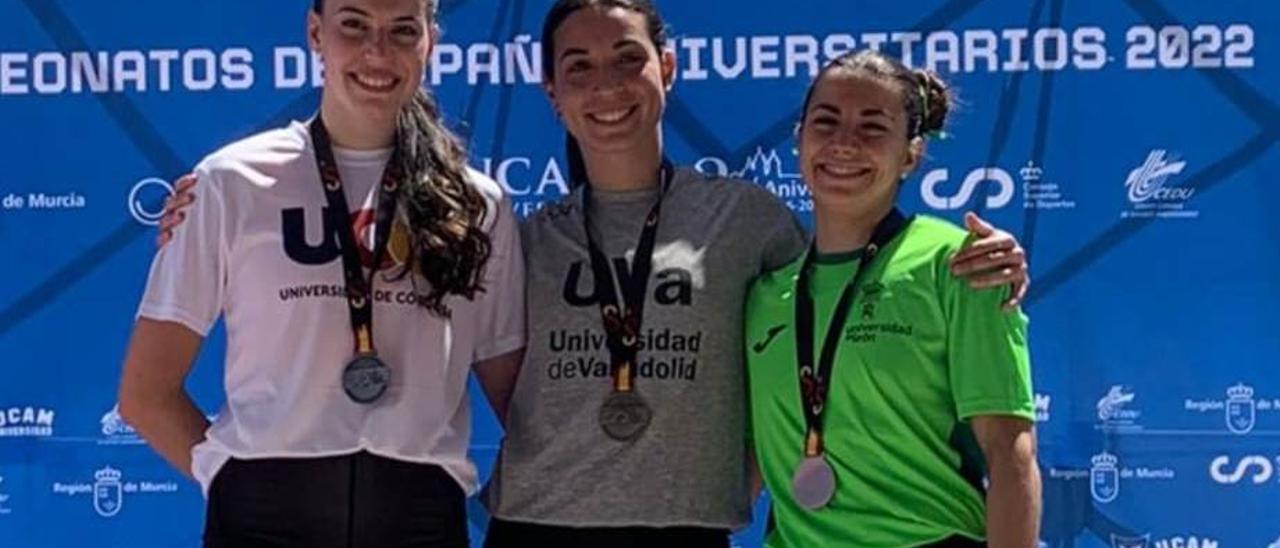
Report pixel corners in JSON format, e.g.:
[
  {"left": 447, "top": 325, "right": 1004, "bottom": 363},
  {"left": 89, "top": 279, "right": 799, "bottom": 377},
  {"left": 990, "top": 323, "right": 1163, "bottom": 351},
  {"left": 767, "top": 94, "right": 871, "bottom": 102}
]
[{"left": 137, "top": 121, "right": 525, "bottom": 496}]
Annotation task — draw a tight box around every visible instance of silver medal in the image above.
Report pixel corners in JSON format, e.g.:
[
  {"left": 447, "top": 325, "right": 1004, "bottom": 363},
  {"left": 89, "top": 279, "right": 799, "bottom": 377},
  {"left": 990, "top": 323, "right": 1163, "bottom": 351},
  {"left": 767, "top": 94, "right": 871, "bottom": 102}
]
[
  {"left": 598, "top": 391, "right": 652, "bottom": 441},
  {"left": 343, "top": 354, "right": 390, "bottom": 404},
  {"left": 791, "top": 455, "right": 836, "bottom": 510}
]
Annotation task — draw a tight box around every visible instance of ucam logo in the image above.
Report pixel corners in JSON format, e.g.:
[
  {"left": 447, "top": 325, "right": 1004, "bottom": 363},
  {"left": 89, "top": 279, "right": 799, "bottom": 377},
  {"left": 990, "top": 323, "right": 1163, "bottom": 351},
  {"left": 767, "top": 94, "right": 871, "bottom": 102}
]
[
  {"left": 1121, "top": 150, "right": 1197, "bottom": 219},
  {"left": 921, "top": 167, "right": 1014, "bottom": 210},
  {"left": 1208, "top": 455, "right": 1276, "bottom": 484},
  {"left": 475, "top": 157, "right": 571, "bottom": 199},
  {"left": 0, "top": 405, "right": 55, "bottom": 438},
  {"left": 1111, "top": 533, "right": 1219, "bottom": 548},
  {"left": 1035, "top": 392, "right": 1051, "bottom": 422},
  {"left": 128, "top": 177, "right": 174, "bottom": 225}
]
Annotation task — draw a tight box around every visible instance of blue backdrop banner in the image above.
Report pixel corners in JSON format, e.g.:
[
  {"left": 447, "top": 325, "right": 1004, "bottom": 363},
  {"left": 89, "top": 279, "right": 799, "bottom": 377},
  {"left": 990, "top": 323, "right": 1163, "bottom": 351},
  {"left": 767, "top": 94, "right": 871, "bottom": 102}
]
[{"left": 1, "top": 1, "right": 1278, "bottom": 547}]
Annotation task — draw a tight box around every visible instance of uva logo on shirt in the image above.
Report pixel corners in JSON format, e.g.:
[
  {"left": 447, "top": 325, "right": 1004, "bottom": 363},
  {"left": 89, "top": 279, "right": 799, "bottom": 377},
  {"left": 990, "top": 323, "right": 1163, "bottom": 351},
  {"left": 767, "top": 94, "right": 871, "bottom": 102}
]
[
  {"left": 281, "top": 207, "right": 412, "bottom": 271},
  {"left": 562, "top": 259, "right": 693, "bottom": 307}
]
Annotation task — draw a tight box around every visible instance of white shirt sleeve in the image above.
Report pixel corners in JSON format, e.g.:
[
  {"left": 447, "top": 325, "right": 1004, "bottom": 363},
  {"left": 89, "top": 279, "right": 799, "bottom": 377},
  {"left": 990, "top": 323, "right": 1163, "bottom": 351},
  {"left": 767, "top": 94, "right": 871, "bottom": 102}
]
[
  {"left": 471, "top": 193, "right": 526, "bottom": 362},
  {"left": 136, "top": 166, "right": 228, "bottom": 337}
]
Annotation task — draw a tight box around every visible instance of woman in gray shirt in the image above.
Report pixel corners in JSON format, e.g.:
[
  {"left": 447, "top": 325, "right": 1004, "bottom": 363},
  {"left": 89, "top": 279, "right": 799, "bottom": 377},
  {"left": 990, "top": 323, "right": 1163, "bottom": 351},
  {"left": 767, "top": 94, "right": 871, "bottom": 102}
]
[{"left": 481, "top": 1, "right": 1030, "bottom": 546}]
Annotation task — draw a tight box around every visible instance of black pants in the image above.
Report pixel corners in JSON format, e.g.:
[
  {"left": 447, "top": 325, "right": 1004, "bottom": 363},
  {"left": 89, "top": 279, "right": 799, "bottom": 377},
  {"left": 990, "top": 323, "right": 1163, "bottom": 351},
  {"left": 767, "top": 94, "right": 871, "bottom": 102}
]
[
  {"left": 484, "top": 517, "right": 730, "bottom": 548},
  {"left": 203, "top": 451, "right": 468, "bottom": 548}
]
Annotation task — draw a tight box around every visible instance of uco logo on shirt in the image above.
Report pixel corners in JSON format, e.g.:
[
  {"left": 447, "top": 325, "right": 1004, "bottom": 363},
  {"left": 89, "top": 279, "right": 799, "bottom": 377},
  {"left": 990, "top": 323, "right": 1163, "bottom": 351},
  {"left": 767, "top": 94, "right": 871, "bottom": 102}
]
[{"left": 281, "top": 207, "right": 409, "bottom": 271}]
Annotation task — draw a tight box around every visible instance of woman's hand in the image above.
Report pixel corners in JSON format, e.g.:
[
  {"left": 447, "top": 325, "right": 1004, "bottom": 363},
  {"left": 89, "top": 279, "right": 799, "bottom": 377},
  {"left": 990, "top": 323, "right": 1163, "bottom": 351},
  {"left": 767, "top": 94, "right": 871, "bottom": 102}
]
[
  {"left": 949, "top": 212, "right": 1030, "bottom": 311},
  {"left": 155, "top": 174, "right": 198, "bottom": 248}
]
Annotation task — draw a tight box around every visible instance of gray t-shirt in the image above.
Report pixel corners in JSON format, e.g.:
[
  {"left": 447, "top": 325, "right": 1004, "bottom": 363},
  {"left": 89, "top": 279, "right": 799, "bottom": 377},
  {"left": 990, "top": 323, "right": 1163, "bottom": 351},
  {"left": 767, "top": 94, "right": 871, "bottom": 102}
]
[{"left": 487, "top": 167, "right": 807, "bottom": 528}]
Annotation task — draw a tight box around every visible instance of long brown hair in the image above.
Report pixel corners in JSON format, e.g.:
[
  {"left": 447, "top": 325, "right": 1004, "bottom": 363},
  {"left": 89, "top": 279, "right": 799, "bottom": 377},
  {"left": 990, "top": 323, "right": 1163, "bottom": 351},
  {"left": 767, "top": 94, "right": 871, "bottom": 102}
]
[{"left": 314, "top": 0, "right": 491, "bottom": 316}]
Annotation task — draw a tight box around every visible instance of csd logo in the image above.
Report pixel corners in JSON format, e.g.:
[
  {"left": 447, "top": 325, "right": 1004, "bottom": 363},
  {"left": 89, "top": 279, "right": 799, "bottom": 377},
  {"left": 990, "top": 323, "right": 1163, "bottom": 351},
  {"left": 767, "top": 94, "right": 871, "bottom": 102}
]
[
  {"left": 128, "top": 178, "right": 175, "bottom": 226},
  {"left": 921, "top": 167, "right": 1014, "bottom": 210},
  {"left": 1209, "top": 455, "right": 1274, "bottom": 484}
]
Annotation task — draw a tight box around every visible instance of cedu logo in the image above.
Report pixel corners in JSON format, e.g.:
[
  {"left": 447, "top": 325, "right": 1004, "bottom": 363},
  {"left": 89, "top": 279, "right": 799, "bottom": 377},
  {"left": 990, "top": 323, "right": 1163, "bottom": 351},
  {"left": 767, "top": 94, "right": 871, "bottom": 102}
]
[
  {"left": 1125, "top": 150, "right": 1190, "bottom": 204},
  {"left": 1096, "top": 385, "right": 1142, "bottom": 431},
  {"left": 100, "top": 404, "right": 136, "bottom": 437},
  {"left": 128, "top": 178, "right": 175, "bottom": 226},
  {"left": 921, "top": 167, "right": 1014, "bottom": 210},
  {"left": 98, "top": 404, "right": 145, "bottom": 446},
  {"left": 1208, "top": 455, "right": 1275, "bottom": 484},
  {"left": 1121, "top": 150, "right": 1198, "bottom": 219}
]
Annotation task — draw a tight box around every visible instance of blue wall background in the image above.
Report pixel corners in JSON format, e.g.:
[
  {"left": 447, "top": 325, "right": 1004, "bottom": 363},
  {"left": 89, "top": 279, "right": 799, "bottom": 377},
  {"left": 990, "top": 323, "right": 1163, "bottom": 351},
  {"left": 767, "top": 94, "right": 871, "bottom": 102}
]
[{"left": 1, "top": 1, "right": 1278, "bottom": 546}]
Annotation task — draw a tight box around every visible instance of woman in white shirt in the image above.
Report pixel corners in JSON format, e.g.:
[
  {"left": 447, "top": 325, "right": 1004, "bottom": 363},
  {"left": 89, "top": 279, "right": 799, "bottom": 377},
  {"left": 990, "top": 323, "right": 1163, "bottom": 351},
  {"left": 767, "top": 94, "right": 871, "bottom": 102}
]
[{"left": 118, "top": 0, "right": 524, "bottom": 546}]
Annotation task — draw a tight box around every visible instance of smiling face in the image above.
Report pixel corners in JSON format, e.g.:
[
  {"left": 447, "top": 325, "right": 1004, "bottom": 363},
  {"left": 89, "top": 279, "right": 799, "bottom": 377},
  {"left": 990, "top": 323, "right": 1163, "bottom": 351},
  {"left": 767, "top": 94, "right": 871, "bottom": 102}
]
[
  {"left": 797, "top": 70, "right": 923, "bottom": 220},
  {"left": 309, "top": 0, "right": 434, "bottom": 127},
  {"left": 543, "top": 5, "right": 674, "bottom": 158}
]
